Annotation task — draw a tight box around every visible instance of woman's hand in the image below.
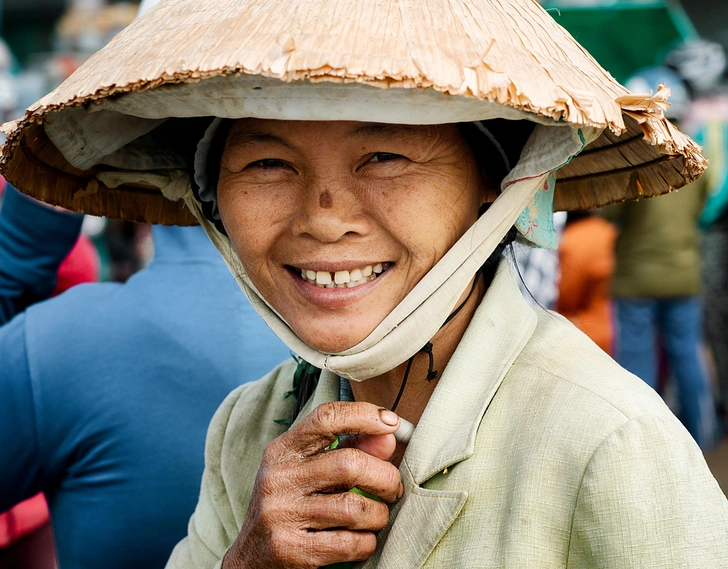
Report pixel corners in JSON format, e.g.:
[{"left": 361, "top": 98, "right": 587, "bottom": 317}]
[{"left": 222, "top": 401, "right": 403, "bottom": 569}]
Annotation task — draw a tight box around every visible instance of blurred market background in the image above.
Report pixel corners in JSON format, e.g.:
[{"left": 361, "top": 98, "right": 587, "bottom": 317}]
[
  {"left": 0, "top": 0, "right": 728, "bottom": 569},
  {"left": 2, "top": 0, "right": 728, "bottom": 564}
]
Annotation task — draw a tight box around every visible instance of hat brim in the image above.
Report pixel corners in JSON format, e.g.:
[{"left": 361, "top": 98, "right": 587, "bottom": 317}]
[{"left": 0, "top": 0, "right": 706, "bottom": 224}]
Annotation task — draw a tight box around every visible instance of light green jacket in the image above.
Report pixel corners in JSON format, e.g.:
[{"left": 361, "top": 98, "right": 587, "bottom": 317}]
[{"left": 167, "top": 264, "right": 728, "bottom": 568}]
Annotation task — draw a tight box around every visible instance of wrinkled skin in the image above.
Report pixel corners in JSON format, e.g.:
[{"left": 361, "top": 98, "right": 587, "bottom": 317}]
[{"left": 222, "top": 402, "right": 402, "bottom": 569}]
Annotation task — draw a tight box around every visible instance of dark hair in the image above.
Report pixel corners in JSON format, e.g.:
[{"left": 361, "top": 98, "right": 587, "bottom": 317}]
[{"left": 457, "top": 119, "right": 535, "bottom": 199}]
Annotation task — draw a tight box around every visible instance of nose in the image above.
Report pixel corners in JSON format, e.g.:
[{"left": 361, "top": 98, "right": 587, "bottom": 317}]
[{"left": 291, "top": 177, "right": 372, "bottom": 243}]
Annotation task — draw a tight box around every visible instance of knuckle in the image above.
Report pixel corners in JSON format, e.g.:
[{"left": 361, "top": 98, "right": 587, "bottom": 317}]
[
  {"left": 331, "top": 448, "right": 363, "bottom": 483},
  {"left": 257, "top": 466, "right": 290, "bottom": 499},
  {"left": 268, "top": 527, "right": 319, "bottom": 569},
  {"left": 384, "top": 462, "right": 401, "bottom": 489},
  {"left": 369, "top": 500, "right": 391, "bottom": 529},
  {"left": 261, "top": 438, "right": 285, "bottom": 464},
  {"left": 310, "top": 402, "right": 339, "bottom": 430},
  {"left": 256, "top": 495, "right": 286, "bottom": 527},
  {"left": 340, "top": 490, "right": 368, "bottom": 520},
  {"left": 267, "top": 530, "right": 295, "bottom": 565}
]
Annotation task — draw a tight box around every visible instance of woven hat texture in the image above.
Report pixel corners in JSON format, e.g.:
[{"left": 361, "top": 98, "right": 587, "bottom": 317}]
[{"left": 0, "top": 0, "right": 706, "bottom": 224}]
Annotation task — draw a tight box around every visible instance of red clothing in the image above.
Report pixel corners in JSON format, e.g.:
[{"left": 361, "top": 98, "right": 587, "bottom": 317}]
[
  {"left": 53, "top": 234, "right": 100, "bottom": 296},
  {"left": 0, "top": 494, "right": 49, "bottom": 548},
  {"left": 557, "top": 216, "right": 617, "bottom": 354}
]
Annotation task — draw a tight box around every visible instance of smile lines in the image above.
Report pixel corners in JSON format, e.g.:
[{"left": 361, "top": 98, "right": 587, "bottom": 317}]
[{"left": 298, "top": 263, "right": 391, "bottom": 289}]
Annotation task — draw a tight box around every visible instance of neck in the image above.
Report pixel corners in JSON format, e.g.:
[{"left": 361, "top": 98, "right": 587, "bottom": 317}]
[{"left": 350, "top": 272, "right": 487, "bottom": 427}]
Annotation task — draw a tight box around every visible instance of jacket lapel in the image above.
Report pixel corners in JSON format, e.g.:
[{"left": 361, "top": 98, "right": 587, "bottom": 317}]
[
  {"left": 370, "top": 263, "right": 538, "bottom": 568},
  {"left": 362, "top": 461, "right": 467, "bottom": 569}
]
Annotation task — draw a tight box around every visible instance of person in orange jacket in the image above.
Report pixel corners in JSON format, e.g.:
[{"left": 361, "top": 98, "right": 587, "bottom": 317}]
[{"left": 557, "top": 211, "right": 617, "bottom": 355}]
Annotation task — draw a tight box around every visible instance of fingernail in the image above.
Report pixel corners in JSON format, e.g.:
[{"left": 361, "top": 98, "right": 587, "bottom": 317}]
[
  {"left": 397, "top": 482, "right": 404, "bottom": 500},
  {"left": 379, "top": 409, "right": 399, "bottom": 426}
]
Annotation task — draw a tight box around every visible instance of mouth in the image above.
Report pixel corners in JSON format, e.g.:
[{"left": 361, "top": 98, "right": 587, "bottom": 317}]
[{"left": 291, "top": 262, "right": 393, "bottom": 289}]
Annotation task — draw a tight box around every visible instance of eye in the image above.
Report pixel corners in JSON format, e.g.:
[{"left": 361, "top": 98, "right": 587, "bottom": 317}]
[
  {"left": 368, "top": 152, "right": 402, "bottom": 163},
  {"left": 246, "top": 158, "right": 289, "bottom": 169}
]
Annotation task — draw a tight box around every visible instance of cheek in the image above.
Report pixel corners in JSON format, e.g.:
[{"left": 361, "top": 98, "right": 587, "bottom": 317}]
[
  {"left": 217, "top": 185, "right": 281, "bottom": 269},
  {"left": 380, "top": 177, "right": 482, "bottom": 257}
]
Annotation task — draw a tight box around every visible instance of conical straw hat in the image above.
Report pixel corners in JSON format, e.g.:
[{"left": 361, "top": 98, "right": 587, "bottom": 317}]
[{"left": 0, "top": 0, "right": 705, "bottom": 225}]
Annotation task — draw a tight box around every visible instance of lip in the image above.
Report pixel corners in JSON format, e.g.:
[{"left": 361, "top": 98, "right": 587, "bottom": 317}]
[{"left": 285, "top": 264, "right": 392, "bottom": 309}]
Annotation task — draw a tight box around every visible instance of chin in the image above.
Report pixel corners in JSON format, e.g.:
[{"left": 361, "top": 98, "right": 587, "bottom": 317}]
[
  {"left": 301, "top": 335, "right": 360, "bottom": 354},
  {"left": 294, "top": 325, "right": 371, "bottom": 354}
]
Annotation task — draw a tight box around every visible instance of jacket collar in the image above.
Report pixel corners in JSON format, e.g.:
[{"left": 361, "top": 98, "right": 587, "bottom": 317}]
[
  {"left": 402, "top": 260, "right": 537, "bottom": 484},
  {"left": 369, "top": 261, "right": 537, "bottom": 568},
  {"left": 293, "top": 261, "right": 537, "bottom": 568}
]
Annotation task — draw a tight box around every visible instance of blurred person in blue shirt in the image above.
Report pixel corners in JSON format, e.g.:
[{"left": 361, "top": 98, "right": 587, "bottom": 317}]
[{"left": 0, "top": 184, "right": 291, "bottom": 568}]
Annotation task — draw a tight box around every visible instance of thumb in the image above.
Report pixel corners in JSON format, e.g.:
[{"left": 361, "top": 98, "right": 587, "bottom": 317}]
[
  {"left": 337, "top": 432, "right": 397, "bottom": 462},
  {"left": 290, "top": 401, "right": 400, "bottom": 457}
]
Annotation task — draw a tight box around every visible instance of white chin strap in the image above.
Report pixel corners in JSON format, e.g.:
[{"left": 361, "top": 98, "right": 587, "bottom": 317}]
[{"left": 184, "top": 123, "right": 599, "bottom": 381}]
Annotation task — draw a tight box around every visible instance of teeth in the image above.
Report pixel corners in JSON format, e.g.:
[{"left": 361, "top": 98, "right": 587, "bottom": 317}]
[
  {"left": 334, "top": 271, "right": 350, "bottom": 284},
  {"left": 316, "top": 271, "right": 332, "bottom": 285},
  {"left": 299, "top": 263, "right": 390, "bottom": 289}
]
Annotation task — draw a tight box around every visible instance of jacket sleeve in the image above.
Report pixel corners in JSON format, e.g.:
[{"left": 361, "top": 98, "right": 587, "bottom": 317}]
[
  {"left": 0, "top": 314, "right": 46, "bottom": 512},
  {"left": 568, "top": 414, "right": 728, "bottom": 568},
  {"left": 165, "top": 387, "right": 248, "bottom": 569},
  {"left": 0, "top": 185, "right": 83, "bottom": 324}
]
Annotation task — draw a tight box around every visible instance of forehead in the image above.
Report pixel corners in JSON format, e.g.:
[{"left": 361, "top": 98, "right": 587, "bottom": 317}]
[{"left": 224, "top": 119, "right": 461, "bottom": 150}]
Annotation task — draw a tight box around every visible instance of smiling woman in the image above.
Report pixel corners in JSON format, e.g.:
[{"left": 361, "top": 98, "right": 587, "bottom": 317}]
[
  {"left": 2, "top": 0, "right": 727, "bottom": 568},
  {"left": 216, "top": 120, "right": 485, "bottom": 354}
]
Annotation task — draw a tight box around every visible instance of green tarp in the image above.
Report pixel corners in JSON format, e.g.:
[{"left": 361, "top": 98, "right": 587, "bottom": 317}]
[{"left": 543, "top": 1, "right": 697, "bottom": 83}]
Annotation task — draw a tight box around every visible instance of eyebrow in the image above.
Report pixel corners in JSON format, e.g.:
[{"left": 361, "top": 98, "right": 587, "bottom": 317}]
[
  {"left": 225, "top": 130, "right": 296, "bottom": 151},
  {"left": 345, "top": 123, "right": 431, "bottom": 141}
]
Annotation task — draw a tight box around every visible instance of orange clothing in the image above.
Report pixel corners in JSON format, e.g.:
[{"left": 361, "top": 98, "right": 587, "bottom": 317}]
[{"left": 557, "top": 216, "right": 617, "bottom": 354}]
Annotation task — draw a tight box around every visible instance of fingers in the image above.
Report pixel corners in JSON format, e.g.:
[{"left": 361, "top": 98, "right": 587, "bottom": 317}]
[
  {"left": 276, "top": 402, "right": 400, "bottom": 458},
  {"left": 239, "top": 526, "right": 378, "bottom": 569},
  {"left": 298, "top": 529, "right": 378, "bottom": 567},
  {"left": 226, "top": 402, "right": 403, "bottom": 569},
  {"left": 293, "top": 446, "right": 402, "bottom": 503},
  {"left": 299, "top": 490, "right": 391, "bottom": 531}
]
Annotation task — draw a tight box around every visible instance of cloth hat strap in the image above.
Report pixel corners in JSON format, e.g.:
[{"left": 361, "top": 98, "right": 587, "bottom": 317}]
[{"left": 183, "top": 124, "right": 598, "bottom": 380}]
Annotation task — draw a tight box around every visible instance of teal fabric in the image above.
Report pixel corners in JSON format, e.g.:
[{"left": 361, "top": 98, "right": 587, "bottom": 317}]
[
  {"left": 515, "top": 172, "right": 559, "bottom": 249},
  {"left": 695, "top": 121, "right": 728, "bottom": 229}
]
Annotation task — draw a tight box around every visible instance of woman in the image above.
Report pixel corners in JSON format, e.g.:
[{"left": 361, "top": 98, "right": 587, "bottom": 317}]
[{"left": 2, "top": 0, "right": 726, "bottom": 567}]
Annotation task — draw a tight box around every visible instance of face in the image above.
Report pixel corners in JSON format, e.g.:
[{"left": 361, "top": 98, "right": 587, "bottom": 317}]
[{"left": 217, "top": 119, "right": 487, "bottom": 353}]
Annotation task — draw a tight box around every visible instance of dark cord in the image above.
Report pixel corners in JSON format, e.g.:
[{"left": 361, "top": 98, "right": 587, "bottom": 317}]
[
  {"left": 422, "top": 342, "right": 438, "bottom": 381},
  {"left": 441, "top": 269, "right": 482, "bottom": 328},
  {"left": 390, "top": 266, "right": 484, "bottom": 411},
  {"left": 390, "top": 355, "right": 415, "bottom": 413}
]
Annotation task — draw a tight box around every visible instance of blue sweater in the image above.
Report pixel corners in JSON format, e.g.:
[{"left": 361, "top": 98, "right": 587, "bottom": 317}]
[
  {"left": 0, "top": 185, "right": 83, "bottom": 321},
  {"left": 0, "top": 188, "right": 291, "bottom": 568}
]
